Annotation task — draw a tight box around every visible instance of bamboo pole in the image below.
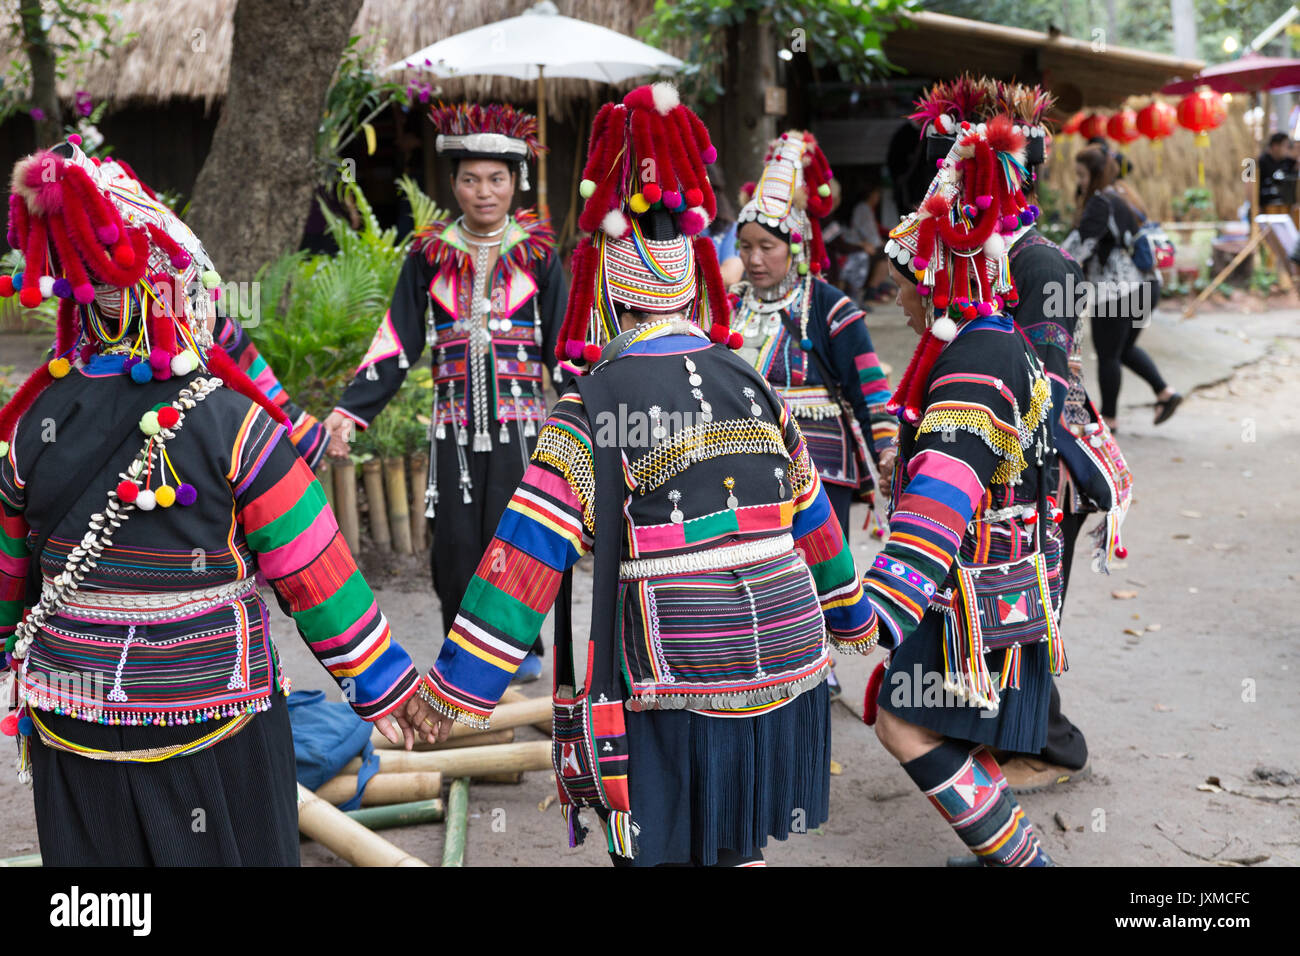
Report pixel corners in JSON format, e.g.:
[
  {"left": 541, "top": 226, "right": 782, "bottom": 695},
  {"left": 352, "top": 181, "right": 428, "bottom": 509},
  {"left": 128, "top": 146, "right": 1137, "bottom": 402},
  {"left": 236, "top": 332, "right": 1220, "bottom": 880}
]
[
  {"left": 345, "top": 798, "right": 444, "bottom": 831},
  {"left": 316, "top": 770, "right": 443, "bottom": 806},
  {"left": 475, "top": 771, "right": 524, "bottom": 785},
  {"left": 296, "top": 783, "right": 430, "bottom": 866},
  {"left": 536, "top": 66, "right": 549, "bottom": 219},
  {"left": 442, "top": 777, "right": 470, "bottom": 867},
  {"left": 370, "top": 696, "right": 549, "bottom": 748},
  {"left": 372, "top": 727, "right": 516, "bottom": 751},
  {"left": 0, "top": 854, "right": 41, "bottom": 867},
  {"left": 500, "top": 687, "right": 553, "bottom": 734},
  {"left": 408, "top": 453, "right": 428, "bottom": 553},
  {"left": 341, "top": 740, "right": 552, "bottom": 777},
  {"left": 384, "top": 457, "right": 412, "bottom": 555},
  {"left": 362, "top": 459, "right": 391, "bottom": 552},
  {"left": 331, "top": 460, "right": 361, "bottom": 556}
]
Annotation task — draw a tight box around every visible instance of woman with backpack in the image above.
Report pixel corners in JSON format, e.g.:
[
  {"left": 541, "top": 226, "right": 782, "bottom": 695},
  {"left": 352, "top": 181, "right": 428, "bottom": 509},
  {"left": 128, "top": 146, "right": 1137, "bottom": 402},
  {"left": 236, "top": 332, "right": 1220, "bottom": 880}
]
[{"left": 1065, "top": 146, "right": 1180, "bottom": 430}]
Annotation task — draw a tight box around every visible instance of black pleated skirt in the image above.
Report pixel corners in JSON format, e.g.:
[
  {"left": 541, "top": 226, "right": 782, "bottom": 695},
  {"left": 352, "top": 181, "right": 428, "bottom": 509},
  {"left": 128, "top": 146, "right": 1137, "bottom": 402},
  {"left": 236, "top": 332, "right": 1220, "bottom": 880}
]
[
  {"left": 29, "top": 695, "right": 299, "bottom": 866},
  {"left": 875, "top": 610, "right": 1052, "bottom": 754},
  {"left": 608, "top": 680, "right": 832, "bottom": 867}
]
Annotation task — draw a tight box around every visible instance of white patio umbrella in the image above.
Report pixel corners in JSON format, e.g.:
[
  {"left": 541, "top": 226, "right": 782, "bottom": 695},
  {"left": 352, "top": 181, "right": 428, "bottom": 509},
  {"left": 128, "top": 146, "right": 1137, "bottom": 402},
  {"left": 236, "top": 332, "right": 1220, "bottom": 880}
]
[{"left": 387, "top": 0, "right": 683, "bottom": 215}]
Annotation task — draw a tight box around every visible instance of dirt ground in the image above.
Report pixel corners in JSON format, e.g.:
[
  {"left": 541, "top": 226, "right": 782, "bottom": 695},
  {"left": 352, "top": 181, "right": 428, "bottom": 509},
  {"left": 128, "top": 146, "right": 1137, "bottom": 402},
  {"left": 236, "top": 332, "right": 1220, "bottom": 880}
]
[{"left": 1, "top": 303, "right": 1297, "bottom": 867}]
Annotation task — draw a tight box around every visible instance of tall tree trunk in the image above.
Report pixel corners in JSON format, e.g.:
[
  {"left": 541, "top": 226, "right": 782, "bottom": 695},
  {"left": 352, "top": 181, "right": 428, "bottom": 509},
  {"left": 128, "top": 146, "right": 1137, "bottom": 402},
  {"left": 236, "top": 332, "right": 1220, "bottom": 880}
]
[
  {"left": 19, "top": 2, "right": 62, "bottom": 147},
  {"left": 721, "top": 14, "right": 777, "bottom": 208},
  {"left": 1170, "top": 0, "right": 1198, "bottom": 60},
  {"left": 188, "top": 0, "right": 362, "bottom": 284}
]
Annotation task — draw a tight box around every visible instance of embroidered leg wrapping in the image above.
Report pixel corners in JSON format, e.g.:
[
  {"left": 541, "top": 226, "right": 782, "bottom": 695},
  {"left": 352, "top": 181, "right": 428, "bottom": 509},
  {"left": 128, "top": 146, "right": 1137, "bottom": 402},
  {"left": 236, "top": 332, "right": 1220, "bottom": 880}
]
[{"left": 902, "top": 739, "right": 1052, "bottom": 867}]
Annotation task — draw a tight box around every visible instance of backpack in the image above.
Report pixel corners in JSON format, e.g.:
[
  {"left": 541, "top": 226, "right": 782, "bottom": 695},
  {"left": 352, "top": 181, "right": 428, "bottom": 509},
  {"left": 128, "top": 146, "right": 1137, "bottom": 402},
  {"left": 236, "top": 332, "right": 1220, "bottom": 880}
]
[{"left": 1130, "top": 220, "right": 1175, "bottom": 272}]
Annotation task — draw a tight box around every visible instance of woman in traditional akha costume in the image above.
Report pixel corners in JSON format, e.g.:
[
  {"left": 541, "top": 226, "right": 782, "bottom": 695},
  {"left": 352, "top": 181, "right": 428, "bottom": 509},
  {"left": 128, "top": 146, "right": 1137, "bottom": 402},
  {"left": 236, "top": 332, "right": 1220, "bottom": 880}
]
[
  {"left": 324, "top": 103, "right": 567, "bottom": 679},
  {"left": 0, "top": 139, "right": 437, "bottom": 865},
  {"left": 864, "top": 113, "right": 1066, "bottom": 866},
  {"left": 728, "top": 132, "right": 897, "bottom": 540},
  {"left": 418, "top": 84, "right": 878, "bottom": 867}
]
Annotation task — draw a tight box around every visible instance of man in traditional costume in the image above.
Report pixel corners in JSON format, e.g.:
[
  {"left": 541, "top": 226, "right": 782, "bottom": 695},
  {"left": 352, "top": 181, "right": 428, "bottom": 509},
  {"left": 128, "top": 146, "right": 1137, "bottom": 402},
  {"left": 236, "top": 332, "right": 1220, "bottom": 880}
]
[
  {"left": 729, "top": 132, "right": 897, "bottom": 541},
  {"left": 418, "top": 83, "right": 878, "bottom": 866},
  {"left": 324, "top": 103, "right": 566, "bottom": 680},
  {"left": 865, "top": 111, "right": 1065, "bottom": 865},
  {"left": 0, "top": 139, "right": 438, "bottom": 865}
]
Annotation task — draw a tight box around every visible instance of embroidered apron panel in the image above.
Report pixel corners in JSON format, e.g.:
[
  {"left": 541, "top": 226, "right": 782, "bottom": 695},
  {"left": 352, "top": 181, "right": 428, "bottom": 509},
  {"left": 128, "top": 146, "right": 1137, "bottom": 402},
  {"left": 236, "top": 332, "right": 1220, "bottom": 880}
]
[{"left": 619, "top": 550, "right": 828, "bottom": 702}]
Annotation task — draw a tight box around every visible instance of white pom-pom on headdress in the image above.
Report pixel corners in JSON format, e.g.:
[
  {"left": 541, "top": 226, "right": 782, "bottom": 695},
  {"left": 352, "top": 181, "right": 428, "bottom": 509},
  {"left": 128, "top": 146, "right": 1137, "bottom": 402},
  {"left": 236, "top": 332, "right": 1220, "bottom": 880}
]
[
  {"left": 650, "top": 82, "right": 680, "bottom": 116},
  {"left": 601, "top": 209, "right": 630, "bottom": 239}
]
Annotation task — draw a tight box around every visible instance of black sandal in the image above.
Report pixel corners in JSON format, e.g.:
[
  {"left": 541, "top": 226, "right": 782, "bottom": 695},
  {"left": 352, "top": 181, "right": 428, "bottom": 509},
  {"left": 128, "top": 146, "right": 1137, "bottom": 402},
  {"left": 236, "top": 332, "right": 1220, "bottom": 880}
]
[{"left": 1153, "top": 392, "right": 1182, "bottom": 425}]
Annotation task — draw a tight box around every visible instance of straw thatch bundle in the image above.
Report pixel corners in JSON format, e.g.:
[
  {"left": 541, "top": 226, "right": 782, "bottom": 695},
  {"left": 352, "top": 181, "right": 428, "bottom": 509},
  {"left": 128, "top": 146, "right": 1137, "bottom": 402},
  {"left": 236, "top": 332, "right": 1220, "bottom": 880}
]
[
  {"left": 0, "top": 0, "right": 671, "bottom": 118},
  {"left": 1044, "top": 98, "right": 1261, "bottom": 224}
]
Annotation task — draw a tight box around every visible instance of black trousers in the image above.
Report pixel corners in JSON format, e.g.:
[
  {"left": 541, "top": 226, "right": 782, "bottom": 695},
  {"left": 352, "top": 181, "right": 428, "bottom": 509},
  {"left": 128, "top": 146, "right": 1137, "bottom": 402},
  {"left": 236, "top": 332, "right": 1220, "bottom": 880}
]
[
  {"left": 1091, "top": 300, "right": 1167, "bottom": 420},
  {"left": 429, "top": 429, "right": 535, "bottom": 636},
  {"left": 31, "top": 697, "right": 300, "bottom": 866},
  {"left": 1015, "top": 508, "right": 1089, "bottom": 768}
]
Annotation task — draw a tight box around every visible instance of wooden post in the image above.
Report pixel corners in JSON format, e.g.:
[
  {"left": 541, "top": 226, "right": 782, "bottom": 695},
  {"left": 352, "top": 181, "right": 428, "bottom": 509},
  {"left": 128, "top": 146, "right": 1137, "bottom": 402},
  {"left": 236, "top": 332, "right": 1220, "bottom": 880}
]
[
  {"left": 384, "top": 457, "right": 412, "bottom": 555},
  {"left": 317, "top": 463, "right": 335, "bottom": 511},
  {"left": 341, "top": 740, "right": 552, "bottom": 777},
  {"left": 362, "top": 459, "right": 390, "bottom": 552},
  {"left": 442, "top": 777, "right": 470, "bottom": 867},
  {"left": 296, "top": 783, "right": 430, "bottom": 866},
  {"left": 331, "top": 460, "right": 361, "bottom": 556},
  {"left": 408, "top": 453, "right": 428, "bottom": 553},
  {"left": 316, "top": 770, "right": 443, "bottom": 806},
  {"left": 537, "top": 66, "right": 548, "bottom": 219}
]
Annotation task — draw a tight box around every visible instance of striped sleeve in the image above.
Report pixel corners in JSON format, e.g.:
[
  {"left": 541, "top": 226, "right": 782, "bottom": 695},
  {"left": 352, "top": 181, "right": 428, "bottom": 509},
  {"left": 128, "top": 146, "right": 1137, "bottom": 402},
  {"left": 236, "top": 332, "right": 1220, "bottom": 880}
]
[
  {"left": 234, "top": 411, "right": 422, "bottom": 721},
  {"left": 779, "top": 396, "right": 878, "bottom": 653},
  {"left": 425, "top": 393, "right": 593, "bottom": 728},
  {"left": 825, "top": 289, "right": 899, "bottom": 459},
  {"left": 863, "top": 367, "right": 1010, "bottom": 649},
  {"left": 216, "top": 313, "right": 328, "bottom": 469},
  {"left": 0, "top": 441, "right": 28, "bottom": 654}
]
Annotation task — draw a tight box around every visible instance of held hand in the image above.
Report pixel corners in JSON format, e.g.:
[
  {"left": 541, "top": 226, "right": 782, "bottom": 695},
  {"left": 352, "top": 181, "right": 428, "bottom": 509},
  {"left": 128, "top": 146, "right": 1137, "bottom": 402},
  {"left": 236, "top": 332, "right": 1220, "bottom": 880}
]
[
  {"left": 323, "top": 411, "right": 354, "bottom": 459},
  {"left": 877, "top": 447, "right": 897, "bottom": 491}
]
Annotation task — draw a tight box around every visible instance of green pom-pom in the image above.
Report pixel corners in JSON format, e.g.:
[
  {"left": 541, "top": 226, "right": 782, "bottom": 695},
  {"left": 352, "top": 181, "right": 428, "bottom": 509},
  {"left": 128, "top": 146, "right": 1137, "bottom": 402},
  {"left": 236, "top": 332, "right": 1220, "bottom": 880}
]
[
  {"left": 139, "top": 411, "right": 160, "bottom": 436},
  {"left": 817, "top": 184, "right": 831, "bottom": 198},
  {"left": 789, "top": 242, "right": 802, "bottom": 254},
  {"left": 579, "top": 179, "right": 596, "bottom": 199},
  {"left": 797, "top": 262, "right": 809, "bottom": 275},
  {"left": 0, "top": 441, "right": 8, "bottom": 458},
  {"left": 201, "top": 270, "right": 221, "bottom": 290}
]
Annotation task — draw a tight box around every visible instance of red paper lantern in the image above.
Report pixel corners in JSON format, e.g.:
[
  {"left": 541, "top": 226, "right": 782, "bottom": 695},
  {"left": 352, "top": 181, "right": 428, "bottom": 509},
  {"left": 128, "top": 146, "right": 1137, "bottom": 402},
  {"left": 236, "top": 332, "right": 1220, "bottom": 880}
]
[
  {"left": 1135, "top": 101, "right": 1176, "bottom": 141},
  {"left": 1078, "top": 113, "right": 1108, "bottom": 140},
  {"left": 1106, "top": 109, "right": 1140, "bottom": 144},
  {"left": 1176, "top": 89, "right": 1227, "bottom": 136},
  {"left": 1061, "top": 111, "right": 1085, "bottom": 135}
]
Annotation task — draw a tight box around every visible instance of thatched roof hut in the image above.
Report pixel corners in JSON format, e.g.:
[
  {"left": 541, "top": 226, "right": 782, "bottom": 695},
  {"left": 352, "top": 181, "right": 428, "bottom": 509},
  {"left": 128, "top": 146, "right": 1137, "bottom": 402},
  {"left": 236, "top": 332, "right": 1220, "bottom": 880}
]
[{"left": 6, "top": 0, "right": 667, "bottom": 117}]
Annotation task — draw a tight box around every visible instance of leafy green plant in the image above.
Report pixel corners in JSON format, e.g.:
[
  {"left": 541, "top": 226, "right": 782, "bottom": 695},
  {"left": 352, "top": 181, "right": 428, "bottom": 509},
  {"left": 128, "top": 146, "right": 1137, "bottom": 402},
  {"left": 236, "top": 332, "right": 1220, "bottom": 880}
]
[
  {"left": 316, "top": 34, "right": 411, "bottom": 186},
  {"left": 640, "top": 0, "right": 919, "bottom": 102},
  {"left": 1171, "top": 187, "right": 1215, "bottom": 223},
  {"left": 247, "top": 179, "right": 446, "bottom": 427},
  {"left": 1249, "top": 267, "right": 1279, "bottom": 296}
]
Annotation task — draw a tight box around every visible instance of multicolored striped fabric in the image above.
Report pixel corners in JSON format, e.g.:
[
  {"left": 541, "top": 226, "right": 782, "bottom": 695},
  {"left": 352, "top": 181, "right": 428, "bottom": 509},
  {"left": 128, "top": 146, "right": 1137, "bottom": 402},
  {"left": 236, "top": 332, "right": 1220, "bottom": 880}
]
[
  {"left": 214, "top": 313, "right": 327, "bottom": 469},
  {"left": 728, "top": 277, "right": 896, "bottom": 488},
  {"left": 424, "top": 331, "right": 878, "bottom": 728},
  {"left": 865, "top": 316, "right": 1052, "bottom": 649},
  {"left": 0, "top": 373, "right": 423, "bottom": 727}
]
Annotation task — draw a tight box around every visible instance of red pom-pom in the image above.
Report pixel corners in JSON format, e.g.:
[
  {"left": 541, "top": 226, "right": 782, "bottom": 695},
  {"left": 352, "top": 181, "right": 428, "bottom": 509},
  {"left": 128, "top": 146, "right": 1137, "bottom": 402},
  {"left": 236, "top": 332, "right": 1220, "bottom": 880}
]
[
  {"left": 921, "top": 194, "right": 950, "bottom": 219},
  {"left": 0, "top": 713, "right": 17, "bottom": 736},
  {"left": 701, "top": 145, "right": 717, "bottom": 164},
  {"left": 116, "top": 480, "right": 139, "bottom": 503},
  {"left": 685, "top": 187, "right": 703, "bottom": 207},
  {"left": 709, "top": 323, "right": 729, "bottom": 344},
  {"left": 679, "top": 208, "right": 706, "bottom": 235},
  {"left": 112, "top": 244, "right": 134, "bottom": 268},
  {"left": 643, "top": 183, "right": 662, "bottom": 204},
  {"left": 0, "top": 276, "right": 12, "bottom": 297},
  {"left": 18, "top": 286, "right": 42, "bottom": 309},
  {"left": 933, "top": 296, "right": 949, "bottom": 310},
  {"left": 727, "top": 331, "right": 743, "bottom": 350},
  {"left": 581, "top": 343, "right": 603, "bottom": 364},
  {"left": 1114, "top": 545, "right": 1128, "bottom": 559},
  {"left": 157, "top": 406, "right": 180, "bottom": 429}
]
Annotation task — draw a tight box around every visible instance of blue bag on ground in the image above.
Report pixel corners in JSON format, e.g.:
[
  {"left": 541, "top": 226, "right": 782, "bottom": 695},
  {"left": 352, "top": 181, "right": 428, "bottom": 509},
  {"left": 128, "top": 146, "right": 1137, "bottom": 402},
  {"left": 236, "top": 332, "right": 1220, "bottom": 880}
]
[{"left": 287, "top": 689, "right": 380, "bottom": 811}]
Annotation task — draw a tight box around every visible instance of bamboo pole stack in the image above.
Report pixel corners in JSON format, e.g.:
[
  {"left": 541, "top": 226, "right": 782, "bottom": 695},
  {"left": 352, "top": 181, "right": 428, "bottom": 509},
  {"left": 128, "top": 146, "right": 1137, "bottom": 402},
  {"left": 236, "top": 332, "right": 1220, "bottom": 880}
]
[{"left": 296, "top": 783, "right": 429, "bottom": 866}]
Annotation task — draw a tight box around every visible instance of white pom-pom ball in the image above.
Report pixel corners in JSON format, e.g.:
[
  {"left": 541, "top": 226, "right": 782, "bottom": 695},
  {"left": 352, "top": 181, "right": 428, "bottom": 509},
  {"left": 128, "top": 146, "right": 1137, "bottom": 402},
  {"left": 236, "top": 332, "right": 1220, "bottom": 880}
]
[
  {"left": 650, "top": 82, "right": 680, "bottom": 115},
  {"left": 136, "top": 489, "right": 157, "bottom": 511},
  {"left": 171, "top": 349, "right": 198, "bottom": 376},
  {"left": 930, "top": 316, "right": 957, "bottom": 342},
  {"left": 39, "top": 276, "right": 55, "bottom": 297},
  {"left": 935, "top": 114, "right": 954, "bottom": 134},
  {"left": 601, "top": 209, "right": 629, "bottom": 239},
  {"left": 983, "top": 233, "right": 1005, "bottom": 257},
  {"left": 977, "top": 122, "right": 988, "bottom": 134}
]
